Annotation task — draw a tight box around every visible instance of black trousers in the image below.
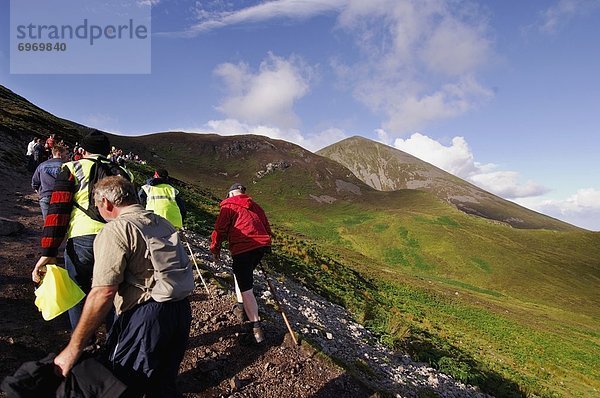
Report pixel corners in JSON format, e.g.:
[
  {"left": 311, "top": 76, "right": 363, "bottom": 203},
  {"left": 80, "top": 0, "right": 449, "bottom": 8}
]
[
  {"left": 232, "top": 247, "right": 268, "bottom": 292},
  {"left": 105, "top": 299, "right": 192, "bottom": 398}
]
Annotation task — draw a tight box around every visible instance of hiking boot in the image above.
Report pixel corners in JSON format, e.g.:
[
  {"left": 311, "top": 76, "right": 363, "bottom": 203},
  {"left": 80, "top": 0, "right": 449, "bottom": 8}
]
[
  {"left": 233, "top": 303, "right": 248, "bottom": 322},
  {"left": 252, "top": 323, "right": 265, "bottom": 344}
]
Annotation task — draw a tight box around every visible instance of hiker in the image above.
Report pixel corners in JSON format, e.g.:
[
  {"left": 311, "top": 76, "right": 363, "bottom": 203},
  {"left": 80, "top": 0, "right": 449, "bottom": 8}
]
[
  {"left": 25, "top": 137, "right": 37, "bottom": 172},
  {"left": 45, "top": 133, "right": 55, "bottom": 150},
  {"left": 31, "top": 130, "right": 131, "bottom": 330},
  {"left": 31, "top": 144, "right": 69, "bottom": 220},
  {"left": 210, "top": 183, "right": 272, "bottom": 343},
  {"left": 44, "top": 134, "right": 56, "bottom": 160},
  {"left": 53, "top": 176, "right": 192, "bottom": 397},
  {"left": 73, "top": 147, "right": 84, "bottom": 161},
  {"left": 32, "top": 138, "right": 45, "bottom": 166},
  {"left": 138, "top": 168, "right": 186, "bottom": 229}
]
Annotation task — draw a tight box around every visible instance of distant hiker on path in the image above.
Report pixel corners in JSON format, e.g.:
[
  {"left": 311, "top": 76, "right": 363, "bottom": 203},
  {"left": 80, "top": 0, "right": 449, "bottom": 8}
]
[
  {"left": 53, "top": 176, "right": 192, "bottom": 396},
  {"left": 210, "top": 182, "right": 272, "bottom": 343},
  {"left": 31, "top": 144, "right": 68, "bottom": 220},
  {"left": 138, "top": 168, "right": 186, "bottom": 229},
  {"left": 31, "top": 130, "right": 131, "bottom": 331},
  {"left": 25, "top": 137, "right": 36, "bottom": 172},
  {"left": 32, "top": 138, "right": 45, "bottom": 167},
  {"left": 44, "top": 133, "right": 55, "bottom": 159}
]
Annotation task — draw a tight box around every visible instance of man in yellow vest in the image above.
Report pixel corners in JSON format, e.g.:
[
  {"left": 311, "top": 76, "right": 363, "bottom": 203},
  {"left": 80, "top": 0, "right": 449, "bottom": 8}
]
[
  {"left": 138, "top": 168, "right": 186, "bottom": 229},
  {"left": 31, "top": 130, "right": 131, "bottom": 330}
]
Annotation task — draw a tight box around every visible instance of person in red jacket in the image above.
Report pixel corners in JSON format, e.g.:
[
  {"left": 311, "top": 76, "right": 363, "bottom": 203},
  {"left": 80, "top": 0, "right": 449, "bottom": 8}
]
[{"left": 210, "top": 182, "right": 272, "bottom": 343}]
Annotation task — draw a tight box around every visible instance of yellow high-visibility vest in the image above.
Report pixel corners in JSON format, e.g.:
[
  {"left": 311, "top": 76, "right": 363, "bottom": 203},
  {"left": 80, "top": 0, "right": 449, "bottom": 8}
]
[
  {"left": 142, "top": 183, "right": 183, "bottom": 229},
  {"left": 64, "top": 156, "right": 132, "bottom": 238}
]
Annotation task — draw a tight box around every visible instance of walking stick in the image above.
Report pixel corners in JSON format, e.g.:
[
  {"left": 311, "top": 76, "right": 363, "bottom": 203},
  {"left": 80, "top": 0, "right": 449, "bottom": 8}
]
[
  {"left": 180, "top": 231, "right": 212, "bottom": 297},
  {"left": 259, "top": 262, "right": 298, "bottom": 346}
]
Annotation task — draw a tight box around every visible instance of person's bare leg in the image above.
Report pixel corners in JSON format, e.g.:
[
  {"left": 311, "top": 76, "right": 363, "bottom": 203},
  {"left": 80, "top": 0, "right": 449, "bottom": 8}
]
[
  {"left": 241, "top": 289, "right": 259, "bottom": 322},
  {"left": 233, "top": 276, "right": 244, "bottom": 303},
  {"left": 242, "top": 288, "right": 264, "bottom": 343},
  {"left": 232, "top": 276, "right": 248, "bottom": 322}
]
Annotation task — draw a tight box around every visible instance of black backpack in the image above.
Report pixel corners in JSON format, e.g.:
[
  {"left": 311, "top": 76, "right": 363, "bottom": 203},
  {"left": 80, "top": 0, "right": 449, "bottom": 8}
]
[{"left": 73, "top": 157, "right": 132, "bottom": 223}]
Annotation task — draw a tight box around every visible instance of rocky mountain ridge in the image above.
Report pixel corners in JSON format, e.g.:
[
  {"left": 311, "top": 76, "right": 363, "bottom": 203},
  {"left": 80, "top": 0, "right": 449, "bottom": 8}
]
[{"left": 317, "top": 136, "right": 576, "bottom": 230}]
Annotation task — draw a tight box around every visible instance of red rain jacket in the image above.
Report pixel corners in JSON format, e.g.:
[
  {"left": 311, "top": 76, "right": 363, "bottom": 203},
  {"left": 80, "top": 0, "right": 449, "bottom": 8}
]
[{"left": 210, "top": 194, "right": 272, "bottom": 256}]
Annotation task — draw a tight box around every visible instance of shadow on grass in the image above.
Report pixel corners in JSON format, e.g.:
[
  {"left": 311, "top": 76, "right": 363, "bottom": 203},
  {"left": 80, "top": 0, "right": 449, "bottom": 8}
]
[{"left": 405, "top": 330, "right": 526, "bottom": 398}]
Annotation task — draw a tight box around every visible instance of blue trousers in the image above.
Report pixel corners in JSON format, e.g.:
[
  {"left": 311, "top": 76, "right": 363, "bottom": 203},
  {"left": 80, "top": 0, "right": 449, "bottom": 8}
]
[
  {"left": 39, "top": 196, "right": 51, "bottom": 221},
  {"left": 106, "top": 299, "right": 192, "bottom": 397},
  {"left": 64, "top": 235, "right": 96, "bottom": 330}
]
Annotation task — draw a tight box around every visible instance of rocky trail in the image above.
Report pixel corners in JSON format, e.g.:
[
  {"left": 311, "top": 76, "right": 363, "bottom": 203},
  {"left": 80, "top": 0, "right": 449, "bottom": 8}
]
[{"left": 0, "top": 169, "right": 490, "bottom": 397}]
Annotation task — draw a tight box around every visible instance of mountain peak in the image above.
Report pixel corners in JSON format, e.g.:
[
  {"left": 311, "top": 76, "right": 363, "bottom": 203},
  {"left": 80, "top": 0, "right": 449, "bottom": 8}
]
[{"left": 318, "top": 135, "right": 576, "bottom": 230}]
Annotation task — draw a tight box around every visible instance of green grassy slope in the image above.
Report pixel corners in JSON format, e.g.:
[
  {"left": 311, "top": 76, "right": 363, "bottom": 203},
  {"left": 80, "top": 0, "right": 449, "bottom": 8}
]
[
  {"left": 0, "top": 85, "right": 93, "bottom": 167},
  {"left": 116, "top": 132, "right": 600, "bottom": 396},
  {"left": 238, "top": 169, "right": 599, "bottom": 317},
  {"left": 131, "top": 161, "right": 600, "bottom": 398},
  {"left": 0, "top": 85, "right": 90, "bottom": 142}
]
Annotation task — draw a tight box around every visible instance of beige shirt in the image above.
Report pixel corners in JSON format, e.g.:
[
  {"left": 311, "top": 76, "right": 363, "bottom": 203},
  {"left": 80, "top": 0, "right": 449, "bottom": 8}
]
[{"left": 92, "top": 204, "right": 160, "bottom": 315}]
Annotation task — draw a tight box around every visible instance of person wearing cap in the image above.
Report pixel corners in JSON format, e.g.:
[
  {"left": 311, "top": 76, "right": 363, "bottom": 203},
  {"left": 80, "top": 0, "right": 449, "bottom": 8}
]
[
  {"left": 31, "top": 130, "right": 132, "bottom": 331},
  {"left": 210, "top": 183, "right": 272, "bottom": 343},
  {"left": 138, "top": 168, "right": 186, "bottom": 229}
]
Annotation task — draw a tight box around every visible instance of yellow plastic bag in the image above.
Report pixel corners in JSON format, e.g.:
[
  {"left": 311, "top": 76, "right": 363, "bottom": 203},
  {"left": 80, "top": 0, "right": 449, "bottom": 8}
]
[{"left": 34, "top": 264, "right": 86, "bottom": 321}]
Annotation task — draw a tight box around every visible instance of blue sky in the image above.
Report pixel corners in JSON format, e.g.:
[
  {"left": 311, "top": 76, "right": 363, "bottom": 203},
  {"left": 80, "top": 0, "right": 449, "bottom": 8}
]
[{"left": 1, "top": 0, "right": 599, "bottom": 230}]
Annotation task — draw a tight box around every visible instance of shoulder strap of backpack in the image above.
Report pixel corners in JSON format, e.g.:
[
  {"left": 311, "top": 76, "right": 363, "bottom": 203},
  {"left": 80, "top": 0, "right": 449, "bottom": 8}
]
[
  {"left": 72, "top": 157, "right": 103, "bottom": 220},
  {"left": 72, "top": 157, "right": 130, "bottom": 222}
]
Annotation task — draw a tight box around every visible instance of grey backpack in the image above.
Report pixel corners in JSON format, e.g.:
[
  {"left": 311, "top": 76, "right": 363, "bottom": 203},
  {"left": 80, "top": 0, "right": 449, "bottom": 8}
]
[{"left": 126, "top": 216, "right": 195, "bottom": 302}]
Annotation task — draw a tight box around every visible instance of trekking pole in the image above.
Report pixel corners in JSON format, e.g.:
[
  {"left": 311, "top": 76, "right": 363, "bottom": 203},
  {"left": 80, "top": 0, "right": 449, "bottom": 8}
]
[
  {"left": 180, "top": 230, "right": 212, "bottom": 297},
  {"left": 185, "top": 240, "right": 212, "bottom": 298},
  {"left": 259, "top": 262, "right": 298, "bottom": 346}
]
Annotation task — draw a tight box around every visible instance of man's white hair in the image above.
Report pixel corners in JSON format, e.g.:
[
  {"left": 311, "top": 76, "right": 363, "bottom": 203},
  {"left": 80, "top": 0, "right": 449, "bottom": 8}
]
[{"left": 93, "top": 176, "right": 137, "bottom": 207}]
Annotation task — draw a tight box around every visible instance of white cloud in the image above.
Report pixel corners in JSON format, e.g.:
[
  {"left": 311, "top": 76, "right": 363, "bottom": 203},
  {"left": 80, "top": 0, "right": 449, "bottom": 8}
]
[
  {"left": 393, "top": 133, "right": 476, "bottom": 177},
  {"left": 538, "top": 0, "right": 600, "bottom": 34},
  {"left": 189, "top": 0, "right": 346, "bottom": 34},
  {"left": 137, "top": 0, "right": 160, "bottom": 6},
  {"left": 420, "top": 17, "right": 491, "bottom": 77},
  {"left": 380, "top": 78, "right": 493, "bottom": 134},
  {"left": 335, "top": 0, "right": 494, "bottom": 135},
  {"left": 214, "top": 53, "right": 314, "bottom": 129},
  {"left": 311, "top": 127, "right": 348, "bottom": 151},
  {"left": 515, "top": 189, "right": 600, "bottom": 231},
  {"left": 468, "top": 171, "right": 549, "bottom": 199},
  {"left": 392, "top": 132, "right": 549, "bottom": 199},
  {"left": 178, "top": 1, "right": 494, "bottom": 136},
  {"left": 187, "top": 118, "right": 347, "bottom": 152}
]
